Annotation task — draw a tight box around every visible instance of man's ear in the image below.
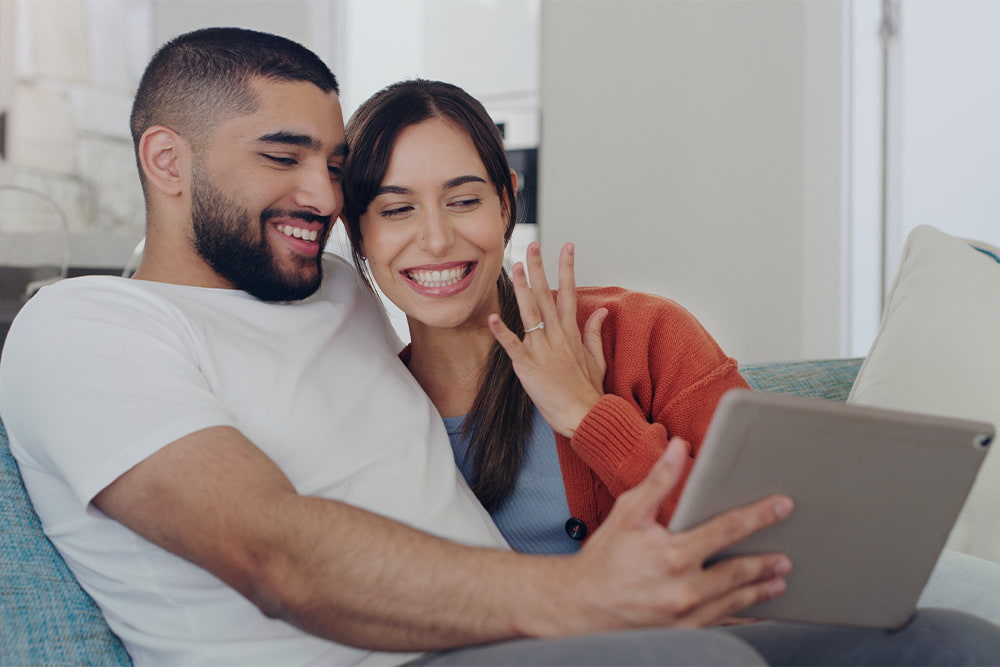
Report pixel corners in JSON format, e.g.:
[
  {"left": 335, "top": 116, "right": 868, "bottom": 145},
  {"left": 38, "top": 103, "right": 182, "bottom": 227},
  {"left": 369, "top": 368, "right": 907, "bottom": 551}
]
[{"left": 138, "top": 126, "right": 187, "bottom": 197}]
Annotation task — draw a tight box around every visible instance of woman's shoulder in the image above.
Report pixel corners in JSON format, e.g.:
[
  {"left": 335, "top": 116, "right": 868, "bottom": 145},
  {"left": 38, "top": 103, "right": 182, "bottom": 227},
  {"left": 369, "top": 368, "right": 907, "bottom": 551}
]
[{"left": 575, "top": 285, "right": 687, "bottom": 316}]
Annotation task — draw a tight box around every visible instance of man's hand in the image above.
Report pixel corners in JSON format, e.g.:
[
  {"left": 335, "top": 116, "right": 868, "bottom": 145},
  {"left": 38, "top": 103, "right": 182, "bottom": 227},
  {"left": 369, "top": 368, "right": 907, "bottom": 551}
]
[{"left": 524, "top": 438, "right": 794, "bottom": 636}]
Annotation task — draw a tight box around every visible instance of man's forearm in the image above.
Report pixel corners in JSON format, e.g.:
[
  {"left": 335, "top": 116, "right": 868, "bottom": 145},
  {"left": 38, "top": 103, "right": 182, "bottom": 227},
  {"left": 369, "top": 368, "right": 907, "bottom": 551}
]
[
  {"left": 96, "top": 428, "right": 792, "bottom": 652},
  {"left": 245, "top": 493, "right": 572, "bottom": 651},
  {"left": 93, "top": 426, "right": 573, "bottom": 651}
]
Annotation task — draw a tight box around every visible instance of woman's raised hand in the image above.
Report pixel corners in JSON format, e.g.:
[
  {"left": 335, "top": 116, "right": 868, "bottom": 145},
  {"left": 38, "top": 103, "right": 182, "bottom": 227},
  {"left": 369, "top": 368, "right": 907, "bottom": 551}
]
[{"left": 487, "top": 242, "right": 608, "bottom": 437}]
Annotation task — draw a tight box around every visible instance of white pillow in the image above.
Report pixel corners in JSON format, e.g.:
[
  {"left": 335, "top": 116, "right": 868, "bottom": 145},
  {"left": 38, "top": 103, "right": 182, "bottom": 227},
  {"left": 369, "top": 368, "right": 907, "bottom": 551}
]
[{"left": 848, "top": 225, "right": 1000, "bottom": 562}]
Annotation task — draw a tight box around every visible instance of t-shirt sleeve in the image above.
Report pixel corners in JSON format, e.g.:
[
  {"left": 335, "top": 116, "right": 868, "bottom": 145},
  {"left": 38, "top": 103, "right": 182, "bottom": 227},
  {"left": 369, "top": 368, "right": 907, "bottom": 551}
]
[{"left": 0, "top": 280, "right": 236, "bottom": 507}]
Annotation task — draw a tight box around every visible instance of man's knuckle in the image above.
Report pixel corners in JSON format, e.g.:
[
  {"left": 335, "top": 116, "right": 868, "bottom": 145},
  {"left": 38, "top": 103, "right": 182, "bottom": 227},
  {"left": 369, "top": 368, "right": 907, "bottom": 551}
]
[{"left": 667, "top": 585, "right": 701, "bottom": 618}]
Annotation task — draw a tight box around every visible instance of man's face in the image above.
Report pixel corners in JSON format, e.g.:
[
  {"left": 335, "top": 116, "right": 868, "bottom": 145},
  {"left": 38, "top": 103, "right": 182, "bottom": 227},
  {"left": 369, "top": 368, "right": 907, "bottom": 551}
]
[
  {"left": 190, "top": 166, "right": 330, "bottom": 301},
  {"left": 190, "top": 78, "right": 347, "bottom": 301}
]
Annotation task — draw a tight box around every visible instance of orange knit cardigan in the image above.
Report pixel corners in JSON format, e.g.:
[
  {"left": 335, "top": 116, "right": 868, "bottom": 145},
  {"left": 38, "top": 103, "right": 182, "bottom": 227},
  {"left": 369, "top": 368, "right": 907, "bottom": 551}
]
[{"left": 560, "top": 287, "right": 748, "bottom": 533}]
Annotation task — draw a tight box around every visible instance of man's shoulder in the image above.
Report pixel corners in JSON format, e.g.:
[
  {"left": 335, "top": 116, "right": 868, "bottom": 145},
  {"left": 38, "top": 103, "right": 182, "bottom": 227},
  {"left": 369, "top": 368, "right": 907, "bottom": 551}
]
[
  {"left": 319, "top": 252, "right": 365, "bottom": 291},
  {"left": 15, "top": 275, "right": 137, "bottom": 320}
]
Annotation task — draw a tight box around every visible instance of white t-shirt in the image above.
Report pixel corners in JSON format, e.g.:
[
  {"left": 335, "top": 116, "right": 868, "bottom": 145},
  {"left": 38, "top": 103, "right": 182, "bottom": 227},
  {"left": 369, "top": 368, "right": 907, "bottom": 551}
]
[{"left": 0, "top": 255, "right": 507, "bottom": 666}]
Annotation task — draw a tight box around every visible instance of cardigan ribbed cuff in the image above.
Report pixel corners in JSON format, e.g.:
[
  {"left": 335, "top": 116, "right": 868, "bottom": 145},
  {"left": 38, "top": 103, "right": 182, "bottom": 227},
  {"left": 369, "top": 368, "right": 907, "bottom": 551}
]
[{"left": 570, "top": 393, "right": 662, "bottom": 478}]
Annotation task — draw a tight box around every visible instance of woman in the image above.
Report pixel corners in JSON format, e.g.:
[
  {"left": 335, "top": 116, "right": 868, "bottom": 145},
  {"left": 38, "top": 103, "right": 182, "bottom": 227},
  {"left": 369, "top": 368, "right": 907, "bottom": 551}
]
[{"left": 342, "top": 79, "right": 749, "bottom": 554}]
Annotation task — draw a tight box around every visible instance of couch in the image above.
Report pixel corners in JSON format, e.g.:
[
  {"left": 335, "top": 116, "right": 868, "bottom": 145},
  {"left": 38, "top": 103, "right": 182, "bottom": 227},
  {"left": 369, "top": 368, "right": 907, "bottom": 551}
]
[
  {"left": 4, "top": 224, "right": 998, "bottom": 663},
  {"left": 0, "top": 357, "right": 862, "bottom": 665}
]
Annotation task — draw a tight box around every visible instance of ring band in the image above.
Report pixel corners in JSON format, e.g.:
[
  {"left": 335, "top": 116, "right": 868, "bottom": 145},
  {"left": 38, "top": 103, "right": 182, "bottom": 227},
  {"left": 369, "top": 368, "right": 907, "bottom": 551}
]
[{"left": 524, "top": 321, "right": 545, "bottom": 333}]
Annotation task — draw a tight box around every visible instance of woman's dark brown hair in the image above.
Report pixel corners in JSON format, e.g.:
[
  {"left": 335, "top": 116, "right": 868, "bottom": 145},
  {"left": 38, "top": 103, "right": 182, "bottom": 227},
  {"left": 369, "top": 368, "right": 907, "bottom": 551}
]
[{"left": 342, "top": 79, "right": 532, "bottom": 511}]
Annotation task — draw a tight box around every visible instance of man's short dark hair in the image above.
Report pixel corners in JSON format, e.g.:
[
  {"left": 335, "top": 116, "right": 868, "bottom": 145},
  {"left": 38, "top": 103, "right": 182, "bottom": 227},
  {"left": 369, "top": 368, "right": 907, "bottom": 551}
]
[{"left": 130, "top": 27, "right": 339, "bottom": 193}]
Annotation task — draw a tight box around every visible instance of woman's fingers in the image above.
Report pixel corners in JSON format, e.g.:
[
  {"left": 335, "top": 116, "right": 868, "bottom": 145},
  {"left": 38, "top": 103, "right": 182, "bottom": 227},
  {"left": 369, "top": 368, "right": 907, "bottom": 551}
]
[
  {"left": 488, "top": 313, "right": 530, "bottom": 364},
  {"left": 582, "top": 308, "right": 608, "bottom": 391},
  {"left": 556, "top": 243, "right": 580, "bottom": 328},
  {"left": 523, "top": 243, "right": 561, "bottom": 331},
  {"left": 511, "top": 262, "right": 544, "bottom": 336}
]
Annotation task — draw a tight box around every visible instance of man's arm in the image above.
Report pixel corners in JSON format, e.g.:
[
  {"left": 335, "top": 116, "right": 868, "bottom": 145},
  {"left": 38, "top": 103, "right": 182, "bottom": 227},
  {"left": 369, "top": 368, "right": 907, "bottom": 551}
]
[{"left": 95, "top": 431, "right": 792, "bottom": 651}]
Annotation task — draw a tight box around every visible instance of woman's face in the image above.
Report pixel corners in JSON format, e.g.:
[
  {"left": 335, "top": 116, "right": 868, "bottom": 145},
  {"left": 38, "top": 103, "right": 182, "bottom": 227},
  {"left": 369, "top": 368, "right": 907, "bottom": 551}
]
[{"left": 359, "top": 118, "right": 510, "bottom": 332}]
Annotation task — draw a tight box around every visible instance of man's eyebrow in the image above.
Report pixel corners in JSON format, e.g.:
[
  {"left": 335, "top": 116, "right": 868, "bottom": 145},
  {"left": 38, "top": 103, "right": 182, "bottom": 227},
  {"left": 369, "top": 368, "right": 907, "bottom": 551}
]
[{"left": 257, "top": 131, "right": 321, "bottom": 151}]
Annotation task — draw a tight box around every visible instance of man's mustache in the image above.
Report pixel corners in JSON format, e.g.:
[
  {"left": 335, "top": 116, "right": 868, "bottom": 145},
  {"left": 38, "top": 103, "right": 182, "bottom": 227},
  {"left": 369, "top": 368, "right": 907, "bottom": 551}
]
[{"left": 261, "top": 209, "right": 331, "bottom": 226}]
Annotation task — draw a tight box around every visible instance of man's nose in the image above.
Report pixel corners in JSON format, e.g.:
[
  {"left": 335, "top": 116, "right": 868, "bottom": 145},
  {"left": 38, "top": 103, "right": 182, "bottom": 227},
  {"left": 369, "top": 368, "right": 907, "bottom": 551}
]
[{"left": 293, "top": 163, "right": 339, "bottom": 217}]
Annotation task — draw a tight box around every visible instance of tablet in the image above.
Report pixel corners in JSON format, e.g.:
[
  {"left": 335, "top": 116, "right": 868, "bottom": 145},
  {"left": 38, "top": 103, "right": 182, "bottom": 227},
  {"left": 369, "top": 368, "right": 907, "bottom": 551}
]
[{"left": 667, "top": 388, "right": 994, "bottom": 629}]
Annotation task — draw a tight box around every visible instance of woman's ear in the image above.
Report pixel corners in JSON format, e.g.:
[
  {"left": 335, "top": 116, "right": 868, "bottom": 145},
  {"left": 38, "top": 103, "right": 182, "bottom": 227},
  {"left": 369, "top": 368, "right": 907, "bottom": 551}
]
[
  {"left": 502, "top": 169, "right": 520, "bottom": 244},
  {"left": 138, "top": 126, "right": 187, "bottom": 197}
]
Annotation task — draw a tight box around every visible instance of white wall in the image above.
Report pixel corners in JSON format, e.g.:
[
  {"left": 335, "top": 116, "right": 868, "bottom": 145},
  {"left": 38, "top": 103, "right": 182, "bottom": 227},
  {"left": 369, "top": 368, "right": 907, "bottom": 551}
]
[
  {"left": 153, "top": 0, "right": 315, "bottom": 52},
  {"left": 539, "top": 0, "right": 847, "bottom": 362},
  {"left": 886, "top": 0, "right": 1000, "bottom": 278},
  {"left": 2, "top": 0, "right": 150, "bottom": 268},
  {"left": 0, "top": 0, "right": 14, "bottom": 184}
]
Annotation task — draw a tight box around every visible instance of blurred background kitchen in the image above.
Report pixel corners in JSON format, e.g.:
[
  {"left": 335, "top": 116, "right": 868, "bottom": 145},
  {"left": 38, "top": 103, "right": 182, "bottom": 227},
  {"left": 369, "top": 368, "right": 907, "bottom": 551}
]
[{"left": 1, "top": 0, "right": 997, "bottom": 361}]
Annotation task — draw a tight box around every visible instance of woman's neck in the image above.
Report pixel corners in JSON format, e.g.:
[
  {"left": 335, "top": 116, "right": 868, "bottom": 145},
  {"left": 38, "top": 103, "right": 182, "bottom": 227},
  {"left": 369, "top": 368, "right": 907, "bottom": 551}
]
[{"left": 406, "top": 319, "right": 496, "bottom": 419}]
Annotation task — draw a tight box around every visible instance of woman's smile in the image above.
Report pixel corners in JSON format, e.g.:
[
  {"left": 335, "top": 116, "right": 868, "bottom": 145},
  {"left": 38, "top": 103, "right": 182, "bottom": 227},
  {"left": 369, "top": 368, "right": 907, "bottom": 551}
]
[{"left": 403, "top": 261, "right": 477, "bottom": 296}]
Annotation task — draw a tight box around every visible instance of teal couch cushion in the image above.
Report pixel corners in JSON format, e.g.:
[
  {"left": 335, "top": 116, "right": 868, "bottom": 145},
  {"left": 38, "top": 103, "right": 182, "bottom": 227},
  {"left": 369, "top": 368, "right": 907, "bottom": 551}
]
[
  {"left": 0, "top": 418, "right": 131, "bottom": 665},
  {"left": 739, "top": 358, "right": 863, "bottom": 403}
]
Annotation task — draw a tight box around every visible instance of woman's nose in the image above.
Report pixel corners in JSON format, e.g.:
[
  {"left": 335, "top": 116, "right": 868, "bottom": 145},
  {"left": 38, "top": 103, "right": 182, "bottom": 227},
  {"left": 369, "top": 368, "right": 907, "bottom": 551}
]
[{"left": 418, "top": 209, "right": 453, "bottom": 255}]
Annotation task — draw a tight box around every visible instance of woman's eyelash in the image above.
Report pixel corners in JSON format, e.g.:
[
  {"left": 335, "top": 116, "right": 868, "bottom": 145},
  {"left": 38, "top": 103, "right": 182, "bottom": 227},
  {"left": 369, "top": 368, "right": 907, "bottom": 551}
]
[
  {"left": 379, "top": 198, "right": 481, "bottom": 218},
  {"left": 381, "top": 206, "right": 413, "bottom": 218}
]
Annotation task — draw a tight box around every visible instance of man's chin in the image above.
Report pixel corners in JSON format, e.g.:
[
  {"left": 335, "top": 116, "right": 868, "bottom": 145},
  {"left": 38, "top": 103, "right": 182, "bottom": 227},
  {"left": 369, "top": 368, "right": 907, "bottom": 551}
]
[{"left": 242, "top": 263, "right": 323, "bottom": 302}]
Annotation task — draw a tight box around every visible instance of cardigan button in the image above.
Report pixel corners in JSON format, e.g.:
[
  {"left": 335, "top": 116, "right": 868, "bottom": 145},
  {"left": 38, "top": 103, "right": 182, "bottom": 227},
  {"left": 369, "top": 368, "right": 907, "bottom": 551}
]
[{"left": 565, "top": 518, "right": 588, "bottom": 541}]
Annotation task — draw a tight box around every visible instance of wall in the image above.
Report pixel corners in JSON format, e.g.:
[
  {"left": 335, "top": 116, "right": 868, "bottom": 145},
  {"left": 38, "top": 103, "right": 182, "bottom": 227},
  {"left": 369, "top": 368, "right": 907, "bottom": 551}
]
[
  {"left": 538, "top": 0, "right": 847, "bottom": 362},
  {"left": 3, "top": 0, "right": 539, "bottom": 271},
  {"left": 886, "top": 0, "right": 1000, "bottom": 277},
  {"left": 3, "top": 0, "right": 150, "bottom": 269}
]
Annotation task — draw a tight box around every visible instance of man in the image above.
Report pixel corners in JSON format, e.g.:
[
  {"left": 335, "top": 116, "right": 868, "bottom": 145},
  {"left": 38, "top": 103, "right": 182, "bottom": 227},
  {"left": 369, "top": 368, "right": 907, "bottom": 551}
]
[{"left": 0, "top": 27, "right": 997, "bottom": 666}]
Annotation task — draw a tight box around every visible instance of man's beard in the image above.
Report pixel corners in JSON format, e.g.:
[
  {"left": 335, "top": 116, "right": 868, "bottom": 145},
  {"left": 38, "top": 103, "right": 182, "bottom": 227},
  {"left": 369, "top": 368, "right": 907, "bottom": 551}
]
[{"left": 191, "top": 173, "right": 329, "bottom": 302}]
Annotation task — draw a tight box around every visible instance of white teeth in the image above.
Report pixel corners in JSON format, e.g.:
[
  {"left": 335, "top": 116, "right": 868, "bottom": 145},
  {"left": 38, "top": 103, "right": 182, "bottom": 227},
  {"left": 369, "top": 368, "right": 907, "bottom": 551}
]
[
  {"left": 277, "top": 224, "right": 319, "bottom": 242},
  {"left": 407, "top": 265, "right": 469, "bottom": 288}
]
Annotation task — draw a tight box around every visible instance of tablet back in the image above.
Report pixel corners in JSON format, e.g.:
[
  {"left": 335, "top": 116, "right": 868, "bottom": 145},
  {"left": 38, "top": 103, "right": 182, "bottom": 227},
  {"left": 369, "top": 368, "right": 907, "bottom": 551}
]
[{"left": 668, "top": 389, "right": 994, "bottom": 628}]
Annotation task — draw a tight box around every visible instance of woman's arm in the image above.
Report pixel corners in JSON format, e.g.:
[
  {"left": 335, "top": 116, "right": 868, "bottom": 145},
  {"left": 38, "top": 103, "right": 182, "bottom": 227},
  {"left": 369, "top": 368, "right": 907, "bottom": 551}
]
[
  {"left": 487, "top": 241, "right": 746, "bottom": 524},
  {"left": 567, "top": 297, "right": 748, "bottom": 522}
]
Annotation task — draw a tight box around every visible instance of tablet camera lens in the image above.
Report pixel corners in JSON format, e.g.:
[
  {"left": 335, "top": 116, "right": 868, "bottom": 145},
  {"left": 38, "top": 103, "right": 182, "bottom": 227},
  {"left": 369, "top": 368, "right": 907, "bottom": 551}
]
[{"left": 974, "top": 434, "right": 993, "bottom": 449}]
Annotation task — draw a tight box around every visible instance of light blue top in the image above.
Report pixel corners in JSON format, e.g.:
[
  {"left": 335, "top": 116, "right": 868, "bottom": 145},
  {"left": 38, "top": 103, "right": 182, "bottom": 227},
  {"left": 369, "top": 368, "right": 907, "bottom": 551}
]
[{"left": 443, "top": 407, "right": 582, "bottom": 554}]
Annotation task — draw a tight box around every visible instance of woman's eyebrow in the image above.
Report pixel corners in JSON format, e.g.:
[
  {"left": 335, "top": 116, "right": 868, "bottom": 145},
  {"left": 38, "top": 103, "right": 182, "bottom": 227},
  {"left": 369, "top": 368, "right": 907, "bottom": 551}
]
[
  {"left": 443, "top": 175, "right": 487, "bottom": 189},
  {"left": 375, "top": 175, "right": 487, "bottom": 197},
  {"left": 376, "top": 185, "right": 411, "bottom": 196}
]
